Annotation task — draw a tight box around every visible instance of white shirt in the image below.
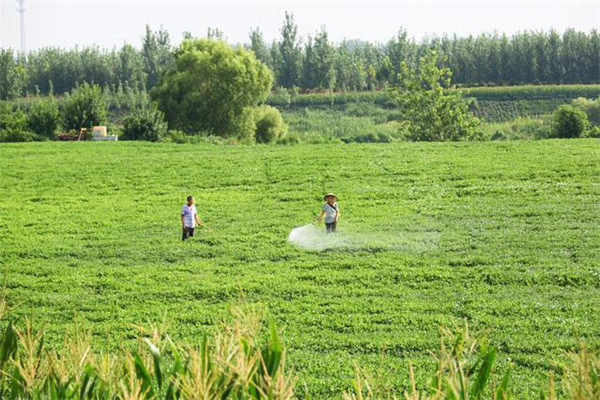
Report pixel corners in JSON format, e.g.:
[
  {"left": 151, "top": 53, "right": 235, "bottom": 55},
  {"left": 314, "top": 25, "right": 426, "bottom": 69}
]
[
  {"left": 322, "top": 202, "right": 338, "bottom": 223},
  {"left": 181, "top": 204, "right": 197, "bottom": 228}
]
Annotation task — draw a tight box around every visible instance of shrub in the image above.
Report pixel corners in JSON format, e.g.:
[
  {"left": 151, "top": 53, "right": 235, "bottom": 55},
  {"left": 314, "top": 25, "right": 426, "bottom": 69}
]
[
  {"left": 552, "top": 105, "right": 588, "bottom": 138},
  {"left": 254, "top": 105, "right": 288, "bottom": 143},
  {"left": 0, "top": 103, "right": 36, "bottom": 142},
  {"left": 571, "top": 96, "right": 600, "bottom": 126},
  {"left": 122, "top": 107, "right": 168, "bottom": 141},
  {"left": 62, "top": 83, "right": 107, "bottom": 131},
  {"left": 26, "top": 98, "right": 60, "bottom": 139}
]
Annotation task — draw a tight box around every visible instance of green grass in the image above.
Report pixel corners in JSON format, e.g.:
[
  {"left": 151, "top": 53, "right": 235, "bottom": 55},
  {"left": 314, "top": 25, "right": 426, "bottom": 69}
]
[{"left": 1, "top": 140, "right": 600, "bottom": 398}]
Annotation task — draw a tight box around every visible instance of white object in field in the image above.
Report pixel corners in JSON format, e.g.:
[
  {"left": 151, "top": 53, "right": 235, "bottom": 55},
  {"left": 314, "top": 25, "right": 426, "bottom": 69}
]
[
  {"left": 91, "top": 125, "right": 118, "bottom": 141},
  {"left": 92, "top": 126, "right": 107, "bottom": 137},
  {"left": 92, "top": 135, "right": 118, "bottom": 141},
  {"left": 288, "top": 224, "right": 327, "bottom": 250}
]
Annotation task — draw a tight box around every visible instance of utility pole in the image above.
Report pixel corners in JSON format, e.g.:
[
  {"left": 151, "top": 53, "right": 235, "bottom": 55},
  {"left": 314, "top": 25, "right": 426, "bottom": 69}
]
[{"left": 17, "top": 0, "right": 26, "bottom": 54}]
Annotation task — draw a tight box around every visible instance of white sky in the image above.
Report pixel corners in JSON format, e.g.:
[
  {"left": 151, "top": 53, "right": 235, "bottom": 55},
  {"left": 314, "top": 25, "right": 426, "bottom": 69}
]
[{"left": 1, "top": 0, "right": 599, "bottom": 51}]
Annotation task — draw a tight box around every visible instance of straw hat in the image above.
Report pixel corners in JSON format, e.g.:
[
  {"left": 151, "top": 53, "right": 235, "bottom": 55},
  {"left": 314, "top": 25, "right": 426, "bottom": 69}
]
[{"left": 323, "top": 193, "right": 337, "bottom": 200}]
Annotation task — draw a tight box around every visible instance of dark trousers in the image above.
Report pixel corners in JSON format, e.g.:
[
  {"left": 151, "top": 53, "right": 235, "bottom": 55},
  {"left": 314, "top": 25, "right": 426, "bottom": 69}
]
[
  {"left": 182, "top": 227, "right": 195, "bottom": 241},
  {"left": 325, "top": 221, "right": 337, "bottom": 233}
]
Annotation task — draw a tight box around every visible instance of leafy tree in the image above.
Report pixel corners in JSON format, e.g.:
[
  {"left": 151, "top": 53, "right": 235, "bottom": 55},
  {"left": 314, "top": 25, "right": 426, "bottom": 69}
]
[
  {"left": 0, "top": 50, "right": 26, "bottom": 100},
  {"left": 142, "top": 25, "right": 174, "bottom": 90},
  {"left": 312, "top": 27, "right": 336, "bottom": 90},
  {"left": 0, "top": 103, "right": 35, "bottom": 142},
  {"left": 302, "top": 36, "right": 316, "bottom": 89},
  {"left": 552, "top": 105, "right": 588, "bottom": 138},
  {"left": 153, "top": 38, "right": 273, "bottom": 138},
  {"left": 249, "top": 28, "right": 272, "bottom": 68},
  {"left": 27, "top": 98, "right": 61, "bottom": 139},
  {"left": 278, "top": 12, "right": 302, "bottom": 88},
  {"left": 253, "top": 105, "right": 287, "bottom": 143},
  {"left": 122, "top": 106, "right": 168, "bottom": 141},
  {"left": 63, "top": 83, "right": 108, "bottom": 131},
  {"left": 390, "top": 51, "right": 480, "bottom": 141}
]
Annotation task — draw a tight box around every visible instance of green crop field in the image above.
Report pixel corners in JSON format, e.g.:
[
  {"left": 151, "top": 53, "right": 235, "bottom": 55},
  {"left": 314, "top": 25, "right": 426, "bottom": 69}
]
[{"left": 1, "top": 140, "right": 599, "bottom": 397}]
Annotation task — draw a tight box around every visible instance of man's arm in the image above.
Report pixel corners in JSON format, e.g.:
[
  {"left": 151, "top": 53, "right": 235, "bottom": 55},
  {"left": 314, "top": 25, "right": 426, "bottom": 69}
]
[
  {"left": 335, "top": 208, "right": 340, "bottom": 222},
  {"left": 316, "top": 210, "right": 325, "bottom": 223},
  {"left": 180, "top": 214, "right": 185, "bottom": 228},
  {"left": 195, "top": 213, "right": 203, "bottom": 226}
]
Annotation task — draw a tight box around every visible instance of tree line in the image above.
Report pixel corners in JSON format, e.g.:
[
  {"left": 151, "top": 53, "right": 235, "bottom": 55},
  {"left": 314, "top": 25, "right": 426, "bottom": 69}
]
[{"left": 1, "top": 13, "right": 599, "bottom": 100}]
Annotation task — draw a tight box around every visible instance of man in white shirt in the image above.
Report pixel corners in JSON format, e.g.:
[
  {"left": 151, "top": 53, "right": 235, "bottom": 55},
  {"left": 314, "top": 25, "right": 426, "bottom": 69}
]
[
  {"left": 316, "top": 193, "right": 340, "bottom": 233},
  {"left": 181, "top": 195, "right": 203, "bottom": 241}
]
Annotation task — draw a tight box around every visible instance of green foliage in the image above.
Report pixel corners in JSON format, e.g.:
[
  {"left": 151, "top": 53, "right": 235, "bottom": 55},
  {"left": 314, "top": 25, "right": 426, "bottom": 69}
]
[
  {"left": 62, "top": 83, "right": 108, "bottom": 131},
  {"left": 560, "top": 346, "right": 600, "bottom": 399},
  {"left": 0, "top": 303, "right": 295, "bottom": 399},
  {"left": 26, "top": 98, "right": 61, "bottom": 139},
  {"left": 277, "top": 12, "right": 302, "bottom": 88},
  {"left": 0, "top": 103, "right": 36, "bottom": 142},
  {"left": 551, "top": 105, "right": 588, "bottom": 138},
  {"left": 390, "top": 51, "right": 480, "bottom": 141},
  {"left": 0, "top": 49, "right": 27, "bottom": 100},
  {"left": 282, "top": 108, "right": 400, "bottom": 143},
  {"left": 480, "top": 116, "right": 551, "bottom": 141},
  {"left": 122, "top": 107, "right": 168, "bottom": 141},
  {"left": 571, "top": 96, "right": 600, "bottom": 126},
  {"left": 153, "top": 38, "right": 273, "bottom": 138},
  {"left": 1, "top": 141, "right": 600, "bottom": 397},
  {"left": 254, "top": 105, "right": 288, "bottom": 143}
]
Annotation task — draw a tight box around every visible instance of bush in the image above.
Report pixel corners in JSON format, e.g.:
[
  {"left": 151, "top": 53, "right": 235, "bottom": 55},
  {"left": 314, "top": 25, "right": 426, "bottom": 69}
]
[
  {"left": 63, "top": 83, "right": 107, "bottom": 131},
  {"left": 0, "top": 103, "right": 36, "bottom": 142},
  {"left": 552, "top": 105, "right": 588, "bottom": 138},
  {"left": 26, "top": 98, "right": 60, "bottom": 139},
  {"left": 122, "top": 107, "right": 168, "bottom": 141},
  {"left": 572, "top": 96, "right": 600, "bottom": 126},
  {"left": 254, "top": 105, "right": 288, "bottom": 143}
]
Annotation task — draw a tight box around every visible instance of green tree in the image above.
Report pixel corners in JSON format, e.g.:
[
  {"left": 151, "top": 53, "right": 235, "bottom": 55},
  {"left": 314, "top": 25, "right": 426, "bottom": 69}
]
[
  {"left": 278, "top": 12, "right": 302, "bottom": 88},
  {"left": 390, "top": 51, "right": 480, "bottom": 141},
  {"left": 63, "top": 83, "right": 108, "bottom": 131},
  {"left": 552, "top": 105, "right": 588, "bottom": 138},
  {"left": 312, "top": 27, "right": 336, "bottom": 90},
  {"left": 0, "top": 50, "right": 26, "bottom": 100},
  {"left": 27, "top": 97, "right": 61, "bottom": 139},
  {"left": 122, "top": 106, "right": 168, "bottom": 141},
  {"left": 142, "top": 25, "right": 174, "bottom": 90},
  {"left": 153, "top": 38, "right": 273, "bottom": 138},
  {"left": 249, "top": 28, "right": 272, "bottom": 68},
  {"left": 0, "top": 103, "right": 35, "bottom": 142}
]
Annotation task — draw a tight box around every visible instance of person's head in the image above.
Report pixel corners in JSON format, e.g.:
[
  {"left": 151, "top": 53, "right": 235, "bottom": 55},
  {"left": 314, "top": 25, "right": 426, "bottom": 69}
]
[
  {"left": 187, "top": 195, "right": 194, "bottom": 205},
  {"left": 324, "top": 193, "right": 337, "bottom": 204}
]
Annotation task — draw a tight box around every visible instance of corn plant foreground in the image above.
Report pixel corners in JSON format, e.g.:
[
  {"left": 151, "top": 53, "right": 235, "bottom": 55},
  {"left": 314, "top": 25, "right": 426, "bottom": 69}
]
[{"left": 1, "top": 140, "right": 599, "bottom": 398}]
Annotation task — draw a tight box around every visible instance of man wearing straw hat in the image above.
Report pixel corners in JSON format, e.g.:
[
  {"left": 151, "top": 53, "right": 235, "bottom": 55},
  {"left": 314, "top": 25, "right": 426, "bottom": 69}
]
[{"left": 316, "top": 193, "right": 340, "bottom": 233}]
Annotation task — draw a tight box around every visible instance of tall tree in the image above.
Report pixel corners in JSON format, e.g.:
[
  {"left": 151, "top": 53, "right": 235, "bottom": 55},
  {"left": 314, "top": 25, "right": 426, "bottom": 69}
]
[
  {"left": 312, "top": 27, "right": 336, "bottom": 90},
  {"left": 278, "top": 12, "right": 302, "bottom": 88},
  {"left": 249, "top": 28, "right": 272, "bottom": 68},
  {"left": 0, "top": 50, "right": 26, "bottom": 100},
  {"left": 142, "top": 25, "right": 174, "bottom": 90}
]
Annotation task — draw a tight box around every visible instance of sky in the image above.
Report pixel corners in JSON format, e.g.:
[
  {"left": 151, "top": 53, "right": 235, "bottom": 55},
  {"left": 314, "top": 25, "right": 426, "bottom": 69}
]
[{"left": 1, "top": 0, "right": 599, "bottom": 51}]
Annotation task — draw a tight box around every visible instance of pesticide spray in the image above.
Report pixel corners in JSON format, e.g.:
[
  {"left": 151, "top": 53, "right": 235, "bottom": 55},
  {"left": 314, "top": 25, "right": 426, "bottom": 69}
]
[
  {"left": 287, "top": 224, "right": 351, "bottom": 251},
  {"left": 288, "top": 223, "right": 439, "bottom": 252}
]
